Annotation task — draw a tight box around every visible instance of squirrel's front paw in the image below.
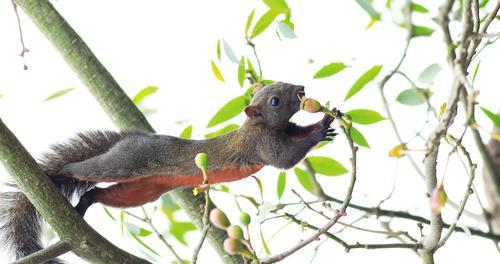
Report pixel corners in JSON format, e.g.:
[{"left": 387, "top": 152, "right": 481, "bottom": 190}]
[
  {"left": 321, "top": 107, "right": 344, "bottom": 127},
  {"left": 313, "top": 128, "right": 338, "bottom": 143}
]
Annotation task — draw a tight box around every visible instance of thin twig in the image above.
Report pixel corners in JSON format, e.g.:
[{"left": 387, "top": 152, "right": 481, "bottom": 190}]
[
  {"left": 192, "top": 172, "right": 212, "bottom": 264},
  {"left": 140, "top": 207, "right": 184, "bottom": 263},
  {"left": 260, "top": 126, "right": 358, "bottom": 263},
  {"left": 11, "top": 0, "right": 29, "bottom": 70},
  {"left": 438, "top": 135, "right": 477, "bottom": 248},
  {"left": 13, "top": 240, "right": 72, "bottom": 264},
  {"left": 284, "top": 213, "right": 421, "bottom": 253}
]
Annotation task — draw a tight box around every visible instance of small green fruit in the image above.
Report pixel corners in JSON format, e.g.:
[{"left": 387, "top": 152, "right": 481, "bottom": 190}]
[
  {"left": 209, "top": 208, "right": 230, "bottom": 230},
  {"left": 223, "top": 238, "right": 244, "bottom": 255},
  {"left": 239, "top": 212, "right": 251, "bottom": 226},
  {"left": 227, "top": 225, "right": 244, "bottom": 240},
  {"left": 195, "top": 153, "right": 208, "bottom": 170}
]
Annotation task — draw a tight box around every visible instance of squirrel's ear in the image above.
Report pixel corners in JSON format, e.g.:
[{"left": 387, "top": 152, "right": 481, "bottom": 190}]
[{"left": 244, "top": 105, "right": 262, "bottom": 118}]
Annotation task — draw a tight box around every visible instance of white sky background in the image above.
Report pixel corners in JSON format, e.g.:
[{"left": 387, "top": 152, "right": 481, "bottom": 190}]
[{"left": 0, "top": 0, "right": 499, "bottom": 263}]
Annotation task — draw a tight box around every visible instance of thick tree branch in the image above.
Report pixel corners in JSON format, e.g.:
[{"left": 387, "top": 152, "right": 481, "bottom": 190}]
[
  {"left": 0, "top": 118, "right": 148, "bottom": 263},
  {"left": 14, "top": 0, "right": 240, "bottom": 262}
]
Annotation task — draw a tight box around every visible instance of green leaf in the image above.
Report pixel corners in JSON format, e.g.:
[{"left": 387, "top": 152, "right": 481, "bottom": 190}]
[
  {"left": 214, "top": 184, "right": 230, "bottom": 192},
  {"left": 216, "top": 39, "right": 221, "bottom": 61},
  {"left": 411, "top": 2, "right": 429, "bottom": 13},
  {"left": 247, "top": 58, "right": 257, "bottom": 77},
  {"left": 223, "top": 39, "right": 239, "bottom": 64},
  {"left": 103, "top": 206, "right": 116, "bottom": 221},
  {"left": 207, "top": 95, "right": 250, "bottom": 127},
  {"left": 472, "top": 61, "right": 481, "bottom": 85},
  {"left": 260, "top": 226, "right": 271, "bottom": 254},
  {"left": 240, "top": 195, "right": 259, "bottom": 208},
  {"left": 120, "top": 211, "right": 125, "bottom": 235},
  {"left": 44, "top": 88, "right": 74, "bottom": 101},
  {"left": 211, "top": 60, "right": 225, "bottom": 83},
  {"left": 307, "top": 156, "right": 348, "bottom": 176},
  {"left": 344, "top": 65, "right": 382, "bottom": 101},
  {"left": 238, "top": 57, "right": 246, "bottom": 87},
  {"left": 264, "top": 0, "right": 289, "bottom": 10},
  {"left": 252, "top": 176, "right": 264, "bottom": 202},
  {"left": 277, "top": 171, "right": 286, "bottom": 200},
  {"left": 170, "top": 221, "right": 197, "bottom": 245},
  {"left": 480, "top": 0, "right": 490, "bottom": 8},
  {"left": 313, "top": 62, "right": 346, "bottom": 79},
  {"left": 245, "top": 9, "right": 256, "bottom": 36},
  {"left": 277, "top": 21, "right": 297, "bottom": 38},
  {"left": 355, "top": 0, "right": 381, "bottom": 20},
  {"left": 294, "top": 167, "right": 315, "bottom": 194},
  {"left": 418, "top": 63, "right": 441, "bottom": 84},
  {"left": 396, "top": 89, "right": 425, "bottom": 106},
  {"left": 345, "top": 109, "right": 385, "bottom": 125},
  {"left": 480, "top": 107, "right": 500, "bottom": 127},
  {"left": 125, "top": 222, "right": 152, "bottom": 237},
  {"left": 350, "top": 126, "right": 370, "bottom": 148},
  {"left": 251, "top": 9, "right": 282, "bottom": 38},
  {"left": 179, "top": 125, "right": 193, "bottom": 139},
  {"left": 130, "top": 234, "right": 160, "bottom": 256},
  {"left": 413, "top": 25, "right": 435, "bottom": 37},
  {"left": 204, "top": 124, "right": 240, "bottom": 138},
  {"left": 161, "top": 193, "right": 181, "bottom": 221},
  {"left": 132, "top": 86, "right": 159, "bottom": 105}
]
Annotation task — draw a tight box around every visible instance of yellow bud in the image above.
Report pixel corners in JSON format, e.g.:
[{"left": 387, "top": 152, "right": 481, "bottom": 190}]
[
  {"left": 439, "top": 103, "right": 447, "bottom": 120},
  {"left": 388, "top": 144, "right": 406, "bottom": 158}
]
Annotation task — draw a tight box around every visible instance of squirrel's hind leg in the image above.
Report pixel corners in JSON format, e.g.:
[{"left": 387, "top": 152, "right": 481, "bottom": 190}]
[{"left": 75, "top": 189, "right": 98, "bottom": 216}]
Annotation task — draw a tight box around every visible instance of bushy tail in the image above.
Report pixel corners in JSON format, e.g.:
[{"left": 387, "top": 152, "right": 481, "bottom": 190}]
[{"left": 0, "top": 131, "right": 127, "bottom": 262}]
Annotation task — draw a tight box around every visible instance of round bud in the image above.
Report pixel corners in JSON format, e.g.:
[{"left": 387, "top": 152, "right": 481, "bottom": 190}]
[
  {"left": 209, "top": 208, "right": 230, "bottom": 230},
  {"left": 227, "top": 225, "right": 244, "bottom": 240},
  {"left": 195, "top": 153, "right": 208, "bottom": 170},
  {"left": 430, "top": 185, "right": 448, "bottom": 213},
  {"left": 223, "top": 238, "right": 244, "bottom": 255},
  {"left": 239, "top": 212, "right": 251, "bottom": 226},
  {"left": 300, "top": 98, "right": 323, "bottom": 113}
]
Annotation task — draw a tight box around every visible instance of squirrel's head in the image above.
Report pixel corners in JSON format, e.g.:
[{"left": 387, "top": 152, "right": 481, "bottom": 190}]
[{"left": 244, "top": 82, "right": 305, "bottom": 129}]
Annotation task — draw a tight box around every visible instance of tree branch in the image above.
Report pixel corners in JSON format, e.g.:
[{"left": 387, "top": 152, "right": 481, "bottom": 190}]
[
  {"left": 13, "top": 240, "right": 72, "bottom": 264},
  {"left": 284, "top": 213, "right": 421, "bottom": 253},
  {"left": 260, "top": 127, "right": 358, "bottom": 263},
  {"left": 13, "top": 0, "right": 240, "bottom": 262},
  {"left": 320, "top": 194, "right": 500, "bottom": 241},
  {"left": 0, "top": 118, "right": 148, "bottom": 263}
]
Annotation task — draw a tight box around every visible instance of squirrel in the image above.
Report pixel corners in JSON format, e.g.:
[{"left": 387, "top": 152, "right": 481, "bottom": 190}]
[{"left": 0, "top": 82, "right": 339, "bottom": 262}]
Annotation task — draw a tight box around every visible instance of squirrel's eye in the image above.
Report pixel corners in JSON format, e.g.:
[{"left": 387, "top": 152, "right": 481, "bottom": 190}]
[{"left": 271, "top": 97, "right": 280, "bottom": 106}]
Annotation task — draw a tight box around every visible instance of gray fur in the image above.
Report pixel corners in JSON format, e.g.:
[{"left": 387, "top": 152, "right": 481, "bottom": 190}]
[{"left": 0, "top": 131, "right": 129, "bottom": 262}]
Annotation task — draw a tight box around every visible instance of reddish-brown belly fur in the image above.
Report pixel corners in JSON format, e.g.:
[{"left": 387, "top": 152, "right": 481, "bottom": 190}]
[{"left": 87, "top": 165, "right": 264, "bottom": 208}]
